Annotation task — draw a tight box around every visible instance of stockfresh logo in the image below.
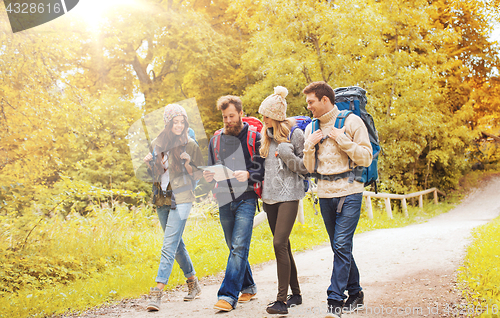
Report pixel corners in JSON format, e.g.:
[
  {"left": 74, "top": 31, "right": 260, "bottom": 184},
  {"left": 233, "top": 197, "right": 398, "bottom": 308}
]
[{"left": 4, "top": 0, "right": 79, "bottom": 33}]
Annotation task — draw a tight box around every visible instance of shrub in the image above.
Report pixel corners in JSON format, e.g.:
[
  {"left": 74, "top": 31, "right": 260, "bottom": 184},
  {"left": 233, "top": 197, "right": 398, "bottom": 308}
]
[{"left": 458, "top": 216, "right": 500, "bottom": 318}]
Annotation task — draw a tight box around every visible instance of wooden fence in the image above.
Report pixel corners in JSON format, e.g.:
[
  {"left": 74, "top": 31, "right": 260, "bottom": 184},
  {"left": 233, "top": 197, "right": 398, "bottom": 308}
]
[
  {"left": 363, "top": 187, "right": 446, "bottom": 219},
  {"left": 253, "top": 186, "right": 446, "bottom": 227}
]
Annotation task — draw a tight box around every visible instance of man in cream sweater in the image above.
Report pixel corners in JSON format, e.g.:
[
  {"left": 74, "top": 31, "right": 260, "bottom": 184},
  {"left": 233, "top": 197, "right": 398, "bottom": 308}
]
[{"left": 302, "top": 82, "right": 372, "bottom": 318}]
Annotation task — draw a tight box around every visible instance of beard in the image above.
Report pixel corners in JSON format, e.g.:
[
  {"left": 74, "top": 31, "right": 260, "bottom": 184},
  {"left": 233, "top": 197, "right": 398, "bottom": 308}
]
[{"left": 224, "top": 117, "right": 243, "bottom": 136}]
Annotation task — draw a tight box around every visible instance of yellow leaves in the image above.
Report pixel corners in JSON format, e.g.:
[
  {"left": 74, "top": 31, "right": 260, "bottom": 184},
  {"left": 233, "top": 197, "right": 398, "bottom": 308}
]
[{"left": 458, "top": 216, "right": 500, "bottom": 313}]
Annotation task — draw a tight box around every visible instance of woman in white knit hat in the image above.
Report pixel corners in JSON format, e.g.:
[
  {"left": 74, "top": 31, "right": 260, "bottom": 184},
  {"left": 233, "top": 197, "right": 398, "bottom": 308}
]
[
  {"left": 143, "top": 104, "right": 204, "bottom": 311},
  {"left": 258, "top": 86, "right": 309, "bottom": 314}
]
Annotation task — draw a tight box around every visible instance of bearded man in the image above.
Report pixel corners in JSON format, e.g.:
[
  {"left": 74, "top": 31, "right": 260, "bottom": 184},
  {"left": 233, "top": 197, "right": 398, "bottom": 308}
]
[{"left": 201, "top": 95, "right": 265, "bottom": 312}]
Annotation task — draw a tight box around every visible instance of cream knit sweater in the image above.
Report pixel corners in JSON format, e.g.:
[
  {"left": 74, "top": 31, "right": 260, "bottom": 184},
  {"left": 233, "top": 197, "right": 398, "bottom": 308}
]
[{"left": 303, "top": 106, "right": 373, "bottom": 198}]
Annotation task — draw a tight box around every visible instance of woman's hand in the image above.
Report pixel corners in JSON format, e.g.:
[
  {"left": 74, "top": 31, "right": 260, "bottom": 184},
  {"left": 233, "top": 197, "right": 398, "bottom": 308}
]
[
  {"left": 144, "top": 153, "right": 153, "bottom": 168},
  {"left": 181, "top": 152, "right": 193, "bottom": 175},
  {"left": 180, "top": 152, "right": 191, "bottom": 165},
  {"left": 143, "top": 153, "right": 153, "bottom": 162},
  {"left": 277, "top": 142, "right": 294, "bottom": 157}
]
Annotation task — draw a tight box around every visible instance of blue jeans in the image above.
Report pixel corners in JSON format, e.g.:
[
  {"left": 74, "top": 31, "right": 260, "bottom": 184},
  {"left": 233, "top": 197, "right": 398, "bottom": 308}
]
[
  {"left": 217, "top": 198, "right": 258, "bottom": 308},
  {"left": 155, "top": 203, "right": 196, "bottom": 284},
  {"left": 319, "top": 193, "right": 363, "bottom": 301}
]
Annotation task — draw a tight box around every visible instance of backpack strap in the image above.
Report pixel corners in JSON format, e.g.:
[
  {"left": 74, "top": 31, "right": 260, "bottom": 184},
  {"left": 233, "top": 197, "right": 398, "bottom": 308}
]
[
  {"left": 213, "top": 125, "right": 258, "bottom": 161},
  {"left": 288, "top": 125, "right": 298, "bottom": 142},
  {"left": 334, "top": 110, "right": 353, "bottom": 129},
  {"left": 212, "top": 129, "right": 223, "bottom": 164},
  {"left": 335, "top": 110, "right": 355, "bottom": 182},
  {"left": 246, "top": 125, "right": 258, "bottom": 158},
  {"left": 311, "top": 119, "right": 321, "bottom": 174}
]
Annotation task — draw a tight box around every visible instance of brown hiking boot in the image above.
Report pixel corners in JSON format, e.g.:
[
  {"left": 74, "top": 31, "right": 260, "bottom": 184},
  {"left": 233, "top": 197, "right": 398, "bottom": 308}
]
[
  {"left": 214, "top": 299, "right": 233, "bottom": 311},
  {"left": 238, "top": 293, "right": 256, "bottom": 303}
]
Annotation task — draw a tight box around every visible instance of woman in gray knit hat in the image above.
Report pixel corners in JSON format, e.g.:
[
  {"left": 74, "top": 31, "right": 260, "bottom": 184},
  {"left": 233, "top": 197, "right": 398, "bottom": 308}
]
[{"left": 258, "top": 86, "right": 309, "bottom": 315}]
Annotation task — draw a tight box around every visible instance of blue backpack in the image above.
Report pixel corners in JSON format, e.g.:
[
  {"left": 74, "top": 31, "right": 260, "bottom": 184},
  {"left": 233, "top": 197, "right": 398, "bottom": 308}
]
[
  {"left": 188, "top": 127, "right": 198, "bottom": 145},
  {"left": 290, "top": 115, "right": 312, "bottom": 132},
  {"left": 312, "top": 86, "right": 381, "bottom": 193}
]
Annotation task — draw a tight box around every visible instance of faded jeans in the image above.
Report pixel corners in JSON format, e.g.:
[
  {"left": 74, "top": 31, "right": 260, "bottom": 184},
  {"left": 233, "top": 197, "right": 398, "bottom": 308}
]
[
  {"left": 155, "top": 203, "right": 195, "bottom": 284},
  {"left": 319, "top": 193, "right": 363, "bottom": 301},
  {"left": 217, "top": 198, "right": 258, "bottom": 308}
]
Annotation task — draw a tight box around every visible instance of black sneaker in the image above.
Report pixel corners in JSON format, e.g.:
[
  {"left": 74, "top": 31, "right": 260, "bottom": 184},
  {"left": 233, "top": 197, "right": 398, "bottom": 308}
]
[
  {"left": 326, "top": 300, "right": 343, "bottom": 318},
  {"left": 343, "top": 291, "right": 364, "bottom": 313},
  {"left": 286, "top": 294, "right": 302, "bottom": 308},
  {"left": 266, "top": 300, "right": 288, "bottom": 315}
]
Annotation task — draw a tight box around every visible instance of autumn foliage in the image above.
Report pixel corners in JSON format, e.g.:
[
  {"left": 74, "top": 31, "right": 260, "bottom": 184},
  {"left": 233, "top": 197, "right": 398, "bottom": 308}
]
[{"left": 1, "top": 0, "right": 500, "bottom": 315}]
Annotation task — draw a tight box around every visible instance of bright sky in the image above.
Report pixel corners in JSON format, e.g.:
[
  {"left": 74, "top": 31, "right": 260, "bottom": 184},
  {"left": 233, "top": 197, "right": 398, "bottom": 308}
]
[
  {"left": 67, "top": 0, "right": 136, "bottom": 29},
  {"left": 491, "top": 24, "right": 500, "bottom": 43}
]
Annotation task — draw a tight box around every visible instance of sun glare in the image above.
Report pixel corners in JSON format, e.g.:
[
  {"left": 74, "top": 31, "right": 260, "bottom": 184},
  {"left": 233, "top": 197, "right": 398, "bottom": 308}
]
[
  {"left": 68, "top": 0, "right": 136, "bottom": 29},
  {"left": 491, "top": 23, "right": 500, "bottom": 43}
]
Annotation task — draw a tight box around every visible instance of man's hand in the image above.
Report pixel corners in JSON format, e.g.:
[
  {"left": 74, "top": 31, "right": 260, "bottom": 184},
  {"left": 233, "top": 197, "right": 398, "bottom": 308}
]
[
  {"left": 233, "top": 170, "right": 250, "bottom": 182},
  {"left": 328, "top": 126, "right": 346, "bottom": 140},
  {"left": 203, "top": 170, "right": 215, "bottom": 183},
  {"left": 307, "top": 129, "right": 324, "bottom": 145}
]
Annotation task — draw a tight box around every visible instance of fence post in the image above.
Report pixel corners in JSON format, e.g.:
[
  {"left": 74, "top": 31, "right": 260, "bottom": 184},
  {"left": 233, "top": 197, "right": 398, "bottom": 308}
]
[
  {"left": 433, "top": 190, "right": 438, "bottom": 204},
  {"left": 365, "top": 196, "right": 373, "bottom": 219},
  {"left": 419, "top": 195, "right": 424, "bottom": 209},
  {"left": 401, "top": 198, "right": 409, "bottom": 218},
  {"left": 384, "top": 198, "right": 393, "bottom": 219},
  {"left": 253, "top": 211, "right": 267, "bottom": 228}
]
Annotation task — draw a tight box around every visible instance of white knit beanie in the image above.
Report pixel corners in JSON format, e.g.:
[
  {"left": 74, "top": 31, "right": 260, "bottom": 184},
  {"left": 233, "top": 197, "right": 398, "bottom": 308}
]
[{"left": 258, "top": 86, "right": 288, "bottom": 121}]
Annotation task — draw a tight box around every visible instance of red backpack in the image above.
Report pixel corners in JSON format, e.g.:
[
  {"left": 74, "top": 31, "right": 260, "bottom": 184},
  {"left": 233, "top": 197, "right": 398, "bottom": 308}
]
[{"left": 212, "top": 116, "right": 263, "bottom": 198}]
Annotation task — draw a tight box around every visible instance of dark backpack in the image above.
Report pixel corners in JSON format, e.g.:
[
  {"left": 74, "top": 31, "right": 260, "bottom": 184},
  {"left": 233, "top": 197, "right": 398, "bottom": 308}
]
[
  {"left": 312, "top": 86, "right": 381, "bottom": 193},
  {"left": 211, "top": 116, "right": 263, "bottom": 198}
]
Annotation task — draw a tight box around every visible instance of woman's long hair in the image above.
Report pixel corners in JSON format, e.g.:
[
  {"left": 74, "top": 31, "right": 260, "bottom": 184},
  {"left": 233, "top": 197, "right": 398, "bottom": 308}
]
[
  {"left": 259, "top": 118, "right": 295, "bottom": 158},
  {"left": 155, "top": 116, "right": 189, "bottom": 173}
]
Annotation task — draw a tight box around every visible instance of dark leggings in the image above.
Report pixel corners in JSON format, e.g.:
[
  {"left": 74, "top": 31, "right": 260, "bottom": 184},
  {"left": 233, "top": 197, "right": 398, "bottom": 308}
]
[{"left": 263, "top": 201, "right": 301, "bottom": 302}]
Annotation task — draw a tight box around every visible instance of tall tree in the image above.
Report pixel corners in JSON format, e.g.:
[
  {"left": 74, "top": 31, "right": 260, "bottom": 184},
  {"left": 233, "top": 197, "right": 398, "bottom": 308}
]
[{"left": 233, "top": 0, "right": 477, "bottom": 192}]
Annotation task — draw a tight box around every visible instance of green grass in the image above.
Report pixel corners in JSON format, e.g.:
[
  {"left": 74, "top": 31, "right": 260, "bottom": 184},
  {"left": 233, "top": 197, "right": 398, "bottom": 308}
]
[{"left": 0, "top": 189, "right": 458, "bottom": 318}]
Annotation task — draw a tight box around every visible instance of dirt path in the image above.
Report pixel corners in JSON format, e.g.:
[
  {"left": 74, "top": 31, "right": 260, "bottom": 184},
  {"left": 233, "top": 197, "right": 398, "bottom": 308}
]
[{"left": 75, "top": 177, "right": 500, "bottom": 318}]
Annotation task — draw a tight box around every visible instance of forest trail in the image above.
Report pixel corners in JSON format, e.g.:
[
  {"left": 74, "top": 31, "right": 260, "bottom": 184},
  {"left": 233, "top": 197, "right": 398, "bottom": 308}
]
[{"left": 75, "top": 177, "right": 500, "bottom": 318}]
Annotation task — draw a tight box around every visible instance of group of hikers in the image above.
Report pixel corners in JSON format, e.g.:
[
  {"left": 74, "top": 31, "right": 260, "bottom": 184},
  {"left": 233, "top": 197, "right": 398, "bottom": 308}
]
[{"left": 142, "top": 81, "right": 373, "bottom": 318}]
